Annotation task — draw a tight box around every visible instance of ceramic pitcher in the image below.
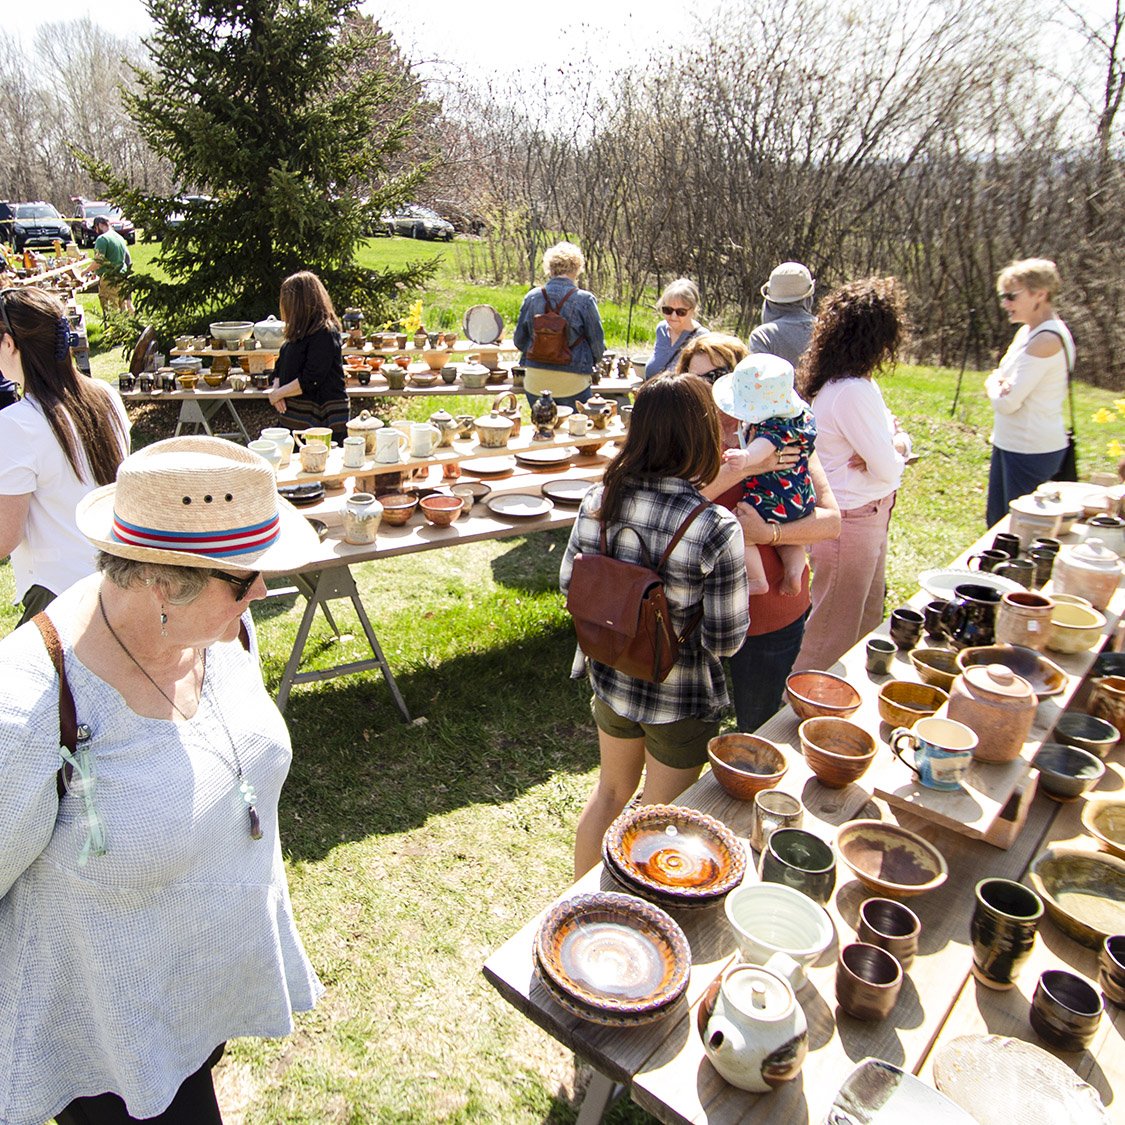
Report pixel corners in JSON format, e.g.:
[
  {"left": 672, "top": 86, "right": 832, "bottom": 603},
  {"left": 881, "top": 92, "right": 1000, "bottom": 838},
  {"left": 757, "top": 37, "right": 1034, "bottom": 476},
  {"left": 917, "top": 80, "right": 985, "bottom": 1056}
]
[{"left": 941, "top": 583, "right": 1002, "bottom": 649}]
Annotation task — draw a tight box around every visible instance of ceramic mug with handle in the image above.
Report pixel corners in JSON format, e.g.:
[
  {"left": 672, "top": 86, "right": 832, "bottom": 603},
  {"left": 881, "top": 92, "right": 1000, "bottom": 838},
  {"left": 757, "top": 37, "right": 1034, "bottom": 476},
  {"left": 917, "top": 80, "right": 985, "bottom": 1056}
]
[
  {"left": 890, "top": 716, "right": 977, "bottom": 791},
  {"left": 375, "top": 427, "right": 409, "bottom": 464}
]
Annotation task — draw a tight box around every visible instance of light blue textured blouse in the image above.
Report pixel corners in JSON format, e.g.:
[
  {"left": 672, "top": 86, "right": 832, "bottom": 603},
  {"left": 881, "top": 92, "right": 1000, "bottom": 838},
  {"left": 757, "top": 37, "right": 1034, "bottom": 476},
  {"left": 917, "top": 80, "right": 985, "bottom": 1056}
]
[{"left": 0, "top": 581, "right": 322, "bottom": 1124}]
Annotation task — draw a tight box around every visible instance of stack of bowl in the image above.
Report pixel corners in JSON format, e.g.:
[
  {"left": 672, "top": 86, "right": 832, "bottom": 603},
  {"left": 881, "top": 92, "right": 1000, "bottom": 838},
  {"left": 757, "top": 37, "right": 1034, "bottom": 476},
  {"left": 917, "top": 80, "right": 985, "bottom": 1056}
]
[
  {"left": 602, "top": 803, "right": 746, "bottom": 910},
  {"left": 532, "top": 890, "right": 690, "bottom": 1026}
]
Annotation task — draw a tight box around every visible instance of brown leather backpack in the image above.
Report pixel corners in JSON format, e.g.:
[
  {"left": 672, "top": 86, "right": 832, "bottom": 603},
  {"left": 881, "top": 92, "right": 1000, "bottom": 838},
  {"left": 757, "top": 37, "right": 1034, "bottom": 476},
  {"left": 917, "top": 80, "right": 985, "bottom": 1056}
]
[
  {"left": 565, "top": 502, "right": 709, "bottom": 683},
  {"left": 526, "top": 287, "right": 579, "bottom": 366}
]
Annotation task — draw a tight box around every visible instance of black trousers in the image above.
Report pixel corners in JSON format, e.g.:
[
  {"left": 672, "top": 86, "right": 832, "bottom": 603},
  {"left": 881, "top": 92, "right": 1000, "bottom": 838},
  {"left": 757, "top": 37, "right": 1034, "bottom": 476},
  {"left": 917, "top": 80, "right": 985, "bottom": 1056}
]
[{"left": 54, "top": 1045, "right": 224, "bottom": 1125}]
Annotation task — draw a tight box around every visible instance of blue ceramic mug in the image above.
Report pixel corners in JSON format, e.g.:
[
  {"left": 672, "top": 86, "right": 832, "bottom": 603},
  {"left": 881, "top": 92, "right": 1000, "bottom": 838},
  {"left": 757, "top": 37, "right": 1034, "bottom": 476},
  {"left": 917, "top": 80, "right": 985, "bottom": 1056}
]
[{"left": 890, "top": 716, "right": 977, "bottom": 791}]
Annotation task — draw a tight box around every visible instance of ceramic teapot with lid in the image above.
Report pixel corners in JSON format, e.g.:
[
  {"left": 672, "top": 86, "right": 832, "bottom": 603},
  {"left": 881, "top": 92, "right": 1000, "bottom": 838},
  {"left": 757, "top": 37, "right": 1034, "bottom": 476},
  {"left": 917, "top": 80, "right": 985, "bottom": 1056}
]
[
  {"left": 702, "top": 962, "right": 808, "bottom": 1093},
  {"left": 578, "top": 391, "right": 615, "bottom": 430},
  {"left": 1053, "top": 537, "right": 1124, "bottom": 611},
  {"left": 491, "top": 391, "right": 522, "bottom": 438},
  {"left": 252, "top": 315, "right": 286, "bottom": 349},
  {"left": 474, "top": 409, "right": 514, "bottom": 448},
  {"left": 429, "top": 409, "right": 458, "bottom": 448},
  {"left": 346, "top": 410, "right": 384, "bottom": 456}
]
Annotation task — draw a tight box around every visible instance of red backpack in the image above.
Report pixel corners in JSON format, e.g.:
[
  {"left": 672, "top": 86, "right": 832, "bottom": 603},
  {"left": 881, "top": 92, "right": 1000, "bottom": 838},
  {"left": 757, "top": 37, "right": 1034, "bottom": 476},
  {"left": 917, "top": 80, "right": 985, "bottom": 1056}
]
[{"left": 526, "top": 287, "right": 579, "bottom": 365}]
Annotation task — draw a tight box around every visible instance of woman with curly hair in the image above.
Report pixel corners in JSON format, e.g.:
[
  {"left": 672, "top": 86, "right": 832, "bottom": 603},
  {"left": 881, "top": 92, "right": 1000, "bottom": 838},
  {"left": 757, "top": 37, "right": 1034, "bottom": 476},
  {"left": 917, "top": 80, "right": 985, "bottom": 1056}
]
[{"left": 791, "top": 277, "right": 912, "bottom": 672}]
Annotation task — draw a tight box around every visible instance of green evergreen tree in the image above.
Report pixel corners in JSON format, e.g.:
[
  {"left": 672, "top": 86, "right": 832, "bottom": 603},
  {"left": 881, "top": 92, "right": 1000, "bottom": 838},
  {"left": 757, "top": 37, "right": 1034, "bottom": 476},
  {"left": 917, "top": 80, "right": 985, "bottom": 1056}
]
[{"left": 82, "top": 0, "right": 435, "bottom": 333}]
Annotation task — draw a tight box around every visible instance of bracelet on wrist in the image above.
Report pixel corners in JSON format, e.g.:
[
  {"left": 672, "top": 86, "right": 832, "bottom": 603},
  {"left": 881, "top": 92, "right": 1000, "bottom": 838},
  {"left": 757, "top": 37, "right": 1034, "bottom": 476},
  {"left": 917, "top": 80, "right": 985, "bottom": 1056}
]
[{"left": 768, "top": 521, "right": 781, "bottom": 545}]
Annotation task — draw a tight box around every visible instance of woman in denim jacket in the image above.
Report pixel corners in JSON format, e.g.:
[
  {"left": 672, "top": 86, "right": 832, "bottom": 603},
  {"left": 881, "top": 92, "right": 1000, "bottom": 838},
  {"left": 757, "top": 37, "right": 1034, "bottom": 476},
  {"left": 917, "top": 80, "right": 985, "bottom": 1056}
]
[{"left": 513, "top": 241, "right": 605, "bottom": 408}]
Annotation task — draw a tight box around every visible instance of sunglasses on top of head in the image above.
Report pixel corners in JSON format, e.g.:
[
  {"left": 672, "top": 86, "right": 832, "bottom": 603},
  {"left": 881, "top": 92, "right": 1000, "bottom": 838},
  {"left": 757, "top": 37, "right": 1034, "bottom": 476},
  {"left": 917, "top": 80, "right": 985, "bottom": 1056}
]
[
  {"left": 211, "top": 569, "right": 260, "bottom": 600},
  {"left": 661, "top": 305, "right": 690, "bottom": 317}
]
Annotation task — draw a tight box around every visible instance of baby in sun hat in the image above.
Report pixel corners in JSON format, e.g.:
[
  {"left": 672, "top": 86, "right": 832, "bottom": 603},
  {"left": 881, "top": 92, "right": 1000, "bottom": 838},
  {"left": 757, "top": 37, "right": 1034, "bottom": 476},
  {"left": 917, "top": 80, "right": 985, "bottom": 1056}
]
[{"left": 712, "top": 354, "right": 817, "bottom": 596}]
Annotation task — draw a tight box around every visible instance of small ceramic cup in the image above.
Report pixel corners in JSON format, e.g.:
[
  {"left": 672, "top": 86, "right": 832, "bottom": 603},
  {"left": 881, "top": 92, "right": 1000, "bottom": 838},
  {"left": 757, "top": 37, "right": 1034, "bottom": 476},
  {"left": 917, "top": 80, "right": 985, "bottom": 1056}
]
[
  {"left": 993, "top": 557, "right": 1035, "bottom": 588},
  {"left": 836, "top": 942, "right": 903, "bottom": 1021},
  {"left": 1030, "top": 969, "right": 1103, "bottom": 1051},
  {"left": 889, "top": 607, "right": 924, "bottom": 651},
  {"left": 865, "top": 637, "right": 896, "bottom": 675},
  {"left": 858, "top": 897, "right": 922, "bottom": 971},
  {"left": 890, "top": 716, "right": 977, "bottom": 791},
  {"left": 968, "top": 548, "right": 1010, "bottom": 573},
  {"left": 750, "top": 790, "right": 804, "bottom": 853},
  {"left": 1099, "top": 935, "right": 1125, "bottom": 1006},
  {"left": 759, "top": 827, "right": 836, "bottom": 906},
  {"left": 995, "top": 590, "right": 1055, "bottom": 651},
  {"left": 1029, "top": 536, "right": 1062, "bottom": 556},
  {"left": 970, "top": 878, "right": 1044, "bottom": 990},
  {"left": 342, "top": 435, "right": 367, "bottom": 468},
  {"left": 923, "top": 599, "right": 949, "bottom": 640},
  {"left": 298, "top": 442, "right": 328, "bottom": 474},
  {"left": 991, "top": 532, "right": 1022, "bottom": 557}
]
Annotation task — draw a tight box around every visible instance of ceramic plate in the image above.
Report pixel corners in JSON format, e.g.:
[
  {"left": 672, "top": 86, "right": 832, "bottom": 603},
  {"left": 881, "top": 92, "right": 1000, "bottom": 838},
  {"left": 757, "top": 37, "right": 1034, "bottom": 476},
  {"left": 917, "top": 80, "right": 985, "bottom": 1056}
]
[
  {"left": 933, "top": 1034, "right": 1111, "bottom": 1124},
  {"left": 462, "top": 304, "right": 504, "bottom": 345},
  {"left": 532, "top": 952, "right": 684, "bottom": 1027},
  {"left": 459, "top": 456, "right": 517, "bottom": 477},
  {"left": 918, "top": 568, "right": 1024, "bottom": 599},
  {"left": 1028, "top": 846, "right": 1125, "bottom": 947},
  {"left": 278, "top": 483, "right": 324, "bottom": 507},
  {"left": 514, "top": 445, "right": 578, "bottom": 467},
  {"left": 826, "top": 1058, "right": 978, "bottom": 1124},
  {"left": 541, "top": 479, "right": 594, "bottom": 506},
  {"left": 533, "top": 891, "right": 690, "bottom": 1014},
  {"left": 604, "top": 803, "right": 745, "bottom": 901},
  {"left": 485, "top": 493, "right": 554, "bottom": 519}
]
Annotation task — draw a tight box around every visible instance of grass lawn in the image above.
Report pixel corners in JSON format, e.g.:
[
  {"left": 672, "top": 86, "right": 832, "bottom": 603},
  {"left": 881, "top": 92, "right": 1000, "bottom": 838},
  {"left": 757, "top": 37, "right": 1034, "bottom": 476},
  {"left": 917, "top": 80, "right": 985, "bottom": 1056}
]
[{"left": 16, "top": 241, "right": 1125, "bottom": 1121}]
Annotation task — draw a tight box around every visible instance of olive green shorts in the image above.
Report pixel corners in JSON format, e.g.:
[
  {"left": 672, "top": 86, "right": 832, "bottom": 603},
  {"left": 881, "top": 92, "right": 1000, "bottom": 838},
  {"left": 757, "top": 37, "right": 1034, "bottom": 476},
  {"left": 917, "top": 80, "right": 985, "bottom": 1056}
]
[{"left": 591, "top": 694, "right": 719, "bottom": 770}]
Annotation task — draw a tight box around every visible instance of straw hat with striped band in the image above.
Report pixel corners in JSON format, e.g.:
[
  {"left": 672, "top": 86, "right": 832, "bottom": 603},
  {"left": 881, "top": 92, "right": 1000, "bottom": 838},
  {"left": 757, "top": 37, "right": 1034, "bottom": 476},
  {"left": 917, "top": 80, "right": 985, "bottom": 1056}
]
[{"left": 76, "top": 435, "right": 317, "bottom": 573}]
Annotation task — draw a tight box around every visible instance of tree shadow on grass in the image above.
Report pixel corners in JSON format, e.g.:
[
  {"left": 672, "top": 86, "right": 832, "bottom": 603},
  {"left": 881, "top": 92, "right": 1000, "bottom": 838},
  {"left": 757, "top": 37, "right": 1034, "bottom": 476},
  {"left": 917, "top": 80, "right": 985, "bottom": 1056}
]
[{"left": 277, "top": 623, "right": 599, "bottom": 863}]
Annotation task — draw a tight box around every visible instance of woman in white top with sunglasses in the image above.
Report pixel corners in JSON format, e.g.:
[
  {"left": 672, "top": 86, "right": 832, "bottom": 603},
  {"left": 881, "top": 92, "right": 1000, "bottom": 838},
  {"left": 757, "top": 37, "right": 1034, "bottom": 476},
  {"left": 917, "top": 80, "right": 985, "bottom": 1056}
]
[
  {"left": 645, "top": 278, "right": 708, "bottom": 377},
  {"left": 984, "top": 258, "right": 1075, "bottom": 527}
]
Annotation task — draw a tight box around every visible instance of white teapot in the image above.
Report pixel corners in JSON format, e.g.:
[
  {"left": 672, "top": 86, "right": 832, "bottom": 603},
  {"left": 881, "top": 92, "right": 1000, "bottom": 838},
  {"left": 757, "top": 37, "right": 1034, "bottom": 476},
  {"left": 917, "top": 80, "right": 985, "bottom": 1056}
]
[{"left": 702, "top": 962, "right": 808, "bottom": 1093}]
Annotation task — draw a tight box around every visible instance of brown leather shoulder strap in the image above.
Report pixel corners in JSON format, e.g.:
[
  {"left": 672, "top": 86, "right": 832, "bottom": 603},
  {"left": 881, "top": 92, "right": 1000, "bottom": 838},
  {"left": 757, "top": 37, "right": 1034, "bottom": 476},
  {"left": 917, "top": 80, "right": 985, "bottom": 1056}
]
[
  {"left": 657, "top": 501, "right": 711, "bottom": 568},
  {"left": 32, "top": 613, "right": 77, "bottom": 798}
]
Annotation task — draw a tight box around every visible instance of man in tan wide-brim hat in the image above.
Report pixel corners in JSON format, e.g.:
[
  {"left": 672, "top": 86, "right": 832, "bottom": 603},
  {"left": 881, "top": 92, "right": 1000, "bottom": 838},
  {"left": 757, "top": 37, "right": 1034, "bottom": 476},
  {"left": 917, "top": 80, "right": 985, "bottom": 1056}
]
[
  {"left": 0, "top": 435, "right": 323, "bottom": 1122},
  {"left": 749, "top": 261, "right": 816, "bottom": 369}
]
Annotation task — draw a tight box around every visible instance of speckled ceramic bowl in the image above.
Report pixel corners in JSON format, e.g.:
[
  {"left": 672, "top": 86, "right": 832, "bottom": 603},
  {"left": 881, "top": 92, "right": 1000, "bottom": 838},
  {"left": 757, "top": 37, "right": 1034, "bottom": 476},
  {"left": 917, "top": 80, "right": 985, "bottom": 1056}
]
[
  {"left": 785, "top": 670, "right": 862, "bottom": 721},
  {"left": 836, "top": 819, "right": 948, "bottom": 898}
]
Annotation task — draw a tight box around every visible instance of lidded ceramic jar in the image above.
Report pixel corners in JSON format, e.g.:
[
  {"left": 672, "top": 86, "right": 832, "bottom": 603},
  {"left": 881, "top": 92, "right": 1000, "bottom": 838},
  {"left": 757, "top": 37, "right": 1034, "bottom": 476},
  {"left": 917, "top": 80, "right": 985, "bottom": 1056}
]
[
  {"left": 1052, "top": 537, "right": 1123, "bottom": 611},
  {"left": 995, "top": 590, "right": 1055, "bottom": 652},
  {"left": 252, "top": 314, "right": 286, "bottom": 348},
  {"left": 429, "top": 409, "right": 457, "bottom": 447},
  {"left": 346, "top": 410, "right": 384, "bottom": 456},
  {"left": 1008, "top": 492, "right": 1066, "bottom": 550},
  {"left": 948, "top": 664, "right": 1037, "bottom": 763},
  {"left": 474, "top": 409, "right": 514, "bottom": 448},
  {"left": 491, "top": 391, "right": 522, "bottom": 438},
  {"left": 1084, "top": 514, "right": 1125, "bottom": 557},
  {"left": 344, "top": 493, "right": 382, "bottom": 545}
]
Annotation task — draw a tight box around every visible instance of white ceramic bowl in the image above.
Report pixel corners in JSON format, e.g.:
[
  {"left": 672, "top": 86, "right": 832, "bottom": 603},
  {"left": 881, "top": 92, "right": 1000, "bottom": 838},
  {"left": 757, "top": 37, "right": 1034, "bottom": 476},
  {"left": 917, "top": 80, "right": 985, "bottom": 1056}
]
[
  {"left": 724, "top": 882, "right": 834, "bottom": 986},
  {"left": 1046, "top": 601, "right": 1107, "bottom": 654}
]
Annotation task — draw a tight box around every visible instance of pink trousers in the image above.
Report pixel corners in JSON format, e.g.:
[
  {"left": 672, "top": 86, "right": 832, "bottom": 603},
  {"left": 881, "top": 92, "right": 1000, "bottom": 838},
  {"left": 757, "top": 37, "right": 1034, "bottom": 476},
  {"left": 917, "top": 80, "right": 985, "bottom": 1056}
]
[{"left": 792, "top": 492, "right": 896, "bottom": 672}]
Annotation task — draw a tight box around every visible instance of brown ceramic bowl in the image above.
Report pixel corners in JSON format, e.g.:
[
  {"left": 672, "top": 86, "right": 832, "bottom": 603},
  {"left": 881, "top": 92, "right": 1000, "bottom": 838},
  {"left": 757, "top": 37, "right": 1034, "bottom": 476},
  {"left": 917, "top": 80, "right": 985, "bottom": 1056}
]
[
  {"left": 379, "top": 492, "right": 418, "bottom": 526},
  {"left": 909, "top": 647, "right": 960, "bottom": 691},
  {"left": 956, "top": 645, "right": 1066, "bottom": 699},
  {"left": 798, "top": 717, "right": 877, "bottom": 789},
  {"left": 1029, "top": 846, "right": 1125, "bottom": 948},
  {"left": 785, "top": 670, "right": 862, "bottom": 722},
  {"left": 1082, "top": 797, "right": 1125, "bottom": 861},
  {"left": 877, "top": 681, "right": 949, "bottom": 729},
  {"left": 420, "top": 494, "right": 462, "bottom": 527},
  {"left": 1046, "top": 602, "right": 1107, "bottom": 654},
  {"left": 706, "top": 734, "right": 788, "bottom": 801},
  {"left": 836, "top": 819, "right": 949, "bottom": 898},
  {"left": 203, "top": 371, "right": 226, "bottom": 388}
]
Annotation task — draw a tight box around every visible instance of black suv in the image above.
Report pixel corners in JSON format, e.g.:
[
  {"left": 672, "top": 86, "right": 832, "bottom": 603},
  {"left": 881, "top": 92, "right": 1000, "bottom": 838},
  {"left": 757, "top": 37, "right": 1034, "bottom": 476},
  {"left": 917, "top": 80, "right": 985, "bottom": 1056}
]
[
  {"left": 70, "top": 198, "right": 136, "bottom": 248},
  {"left": 12, "top": 202, "right": 72, "bottom": 251}
]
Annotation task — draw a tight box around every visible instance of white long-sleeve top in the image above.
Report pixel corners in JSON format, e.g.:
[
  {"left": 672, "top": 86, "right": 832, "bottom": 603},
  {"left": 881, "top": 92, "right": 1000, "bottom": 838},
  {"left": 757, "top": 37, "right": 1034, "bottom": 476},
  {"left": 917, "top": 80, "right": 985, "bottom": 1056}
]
[
  {"left": 985, "top": 319, "right": 1074, "bottom": 454},
  {"left": 809, "top": 376, "right": 909, "bottom": 510}
]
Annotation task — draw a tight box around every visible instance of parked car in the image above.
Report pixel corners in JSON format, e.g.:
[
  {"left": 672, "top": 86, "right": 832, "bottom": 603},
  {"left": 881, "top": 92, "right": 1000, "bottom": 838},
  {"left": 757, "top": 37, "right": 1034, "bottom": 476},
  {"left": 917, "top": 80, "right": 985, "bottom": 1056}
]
[
  {"left": 11, "top": 202, "right": 72, "bottom": 252},
  {"left": 381, "top": 204, "right": 455, "bottom": 241},
  {"left": 69, "top": 198, "right": 136, "bottom": 247},
  {"left": 432, "top": 199, "right": 487, "bottom": 236},
  {"left": 165, "top": 194, "right": 216, "bottom": 230}
]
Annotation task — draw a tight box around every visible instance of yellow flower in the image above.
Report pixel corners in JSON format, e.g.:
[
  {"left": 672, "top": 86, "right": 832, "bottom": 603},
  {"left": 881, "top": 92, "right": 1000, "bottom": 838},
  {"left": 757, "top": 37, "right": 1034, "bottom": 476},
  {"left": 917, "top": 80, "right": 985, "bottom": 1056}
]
[
  {"left": 1114, "top": 399, "right": 1125, "bottom": 415},
  {"left": 1093, "top": 407, "right": 1115, "bottom": 425},
  {"left": 1108, "top": 439, "right": 1125, "bottom": 459},
  {"left": 401, "top": 298, "right": 424, "bottom": 335}
]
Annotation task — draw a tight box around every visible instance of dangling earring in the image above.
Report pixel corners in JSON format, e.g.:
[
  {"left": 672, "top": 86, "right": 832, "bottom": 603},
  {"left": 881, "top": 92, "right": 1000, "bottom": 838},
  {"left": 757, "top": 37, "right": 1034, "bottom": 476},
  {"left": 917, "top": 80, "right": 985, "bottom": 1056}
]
[{"left": 160, "top": 607, "right": 168, "bottom": 637}]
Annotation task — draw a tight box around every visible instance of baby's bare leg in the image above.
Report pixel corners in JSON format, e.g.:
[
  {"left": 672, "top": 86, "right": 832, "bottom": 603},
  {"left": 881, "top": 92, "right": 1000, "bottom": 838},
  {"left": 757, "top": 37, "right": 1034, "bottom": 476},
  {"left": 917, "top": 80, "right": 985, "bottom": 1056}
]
[
  {"left": 778, "top": 543, "right": 806, "bottom": 597},
  {"left": 744, "top": 543, "right": 770, "bottom": 595}
]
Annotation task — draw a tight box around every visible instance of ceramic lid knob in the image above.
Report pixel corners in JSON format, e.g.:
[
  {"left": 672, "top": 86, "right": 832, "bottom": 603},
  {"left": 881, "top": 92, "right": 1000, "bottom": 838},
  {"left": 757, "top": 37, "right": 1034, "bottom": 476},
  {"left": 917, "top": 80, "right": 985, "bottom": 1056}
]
[
  {"left": 726, "top": 966, "right": 794, "bottom": 1019},
  {"left": 1068, "top": 538, "right": 1123, "bottom": 569}
]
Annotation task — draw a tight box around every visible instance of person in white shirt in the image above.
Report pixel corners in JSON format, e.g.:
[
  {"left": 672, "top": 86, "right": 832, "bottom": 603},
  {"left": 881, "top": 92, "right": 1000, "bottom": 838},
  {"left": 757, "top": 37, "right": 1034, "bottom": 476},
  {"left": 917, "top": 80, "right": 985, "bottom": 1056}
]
[
  {"left": 0, "top": 286, "right": 130, "bottom": 624},
  {"left": 985, "top": 258, "right": 1074, "bottom": 527},
  {"left": 792, "top": 277, "right": 912, "bottom": 671}
]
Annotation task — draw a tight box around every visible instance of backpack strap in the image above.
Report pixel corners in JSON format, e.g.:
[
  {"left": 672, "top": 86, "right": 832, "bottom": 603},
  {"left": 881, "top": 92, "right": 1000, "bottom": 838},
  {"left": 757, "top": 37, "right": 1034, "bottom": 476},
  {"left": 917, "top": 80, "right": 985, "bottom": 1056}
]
[{"left": 32, "top": 613, "right": 77, "bottom": 799}]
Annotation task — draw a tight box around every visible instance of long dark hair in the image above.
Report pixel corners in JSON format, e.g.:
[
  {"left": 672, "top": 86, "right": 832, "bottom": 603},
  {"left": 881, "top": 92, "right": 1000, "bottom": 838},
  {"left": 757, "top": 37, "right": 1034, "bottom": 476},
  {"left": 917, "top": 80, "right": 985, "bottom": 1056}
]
[
  {"left": 1, "top": 288, "right": 126, "bottom": 485},
  {"left": 279, "top": 271, "right": 341, "bottom": 342},
  {"left": 598, "top": 374, "right": 722, "bottom": 525},
  {"left": 798, "top": 277, "right": 907, "bottom": 400}
]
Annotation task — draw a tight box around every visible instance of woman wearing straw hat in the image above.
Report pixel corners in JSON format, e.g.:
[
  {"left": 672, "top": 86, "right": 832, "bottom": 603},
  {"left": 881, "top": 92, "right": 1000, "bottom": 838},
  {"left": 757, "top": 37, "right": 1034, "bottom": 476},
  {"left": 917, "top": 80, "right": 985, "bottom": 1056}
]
[
  {"left": 749, "top": 262, "right": 816, "bottom": 369},
  {"left": 0, "top": 436, "right": 322, "bottom": 1124},
  {"left": 0, "top": 286, "right": 130, "bottom": 625}
]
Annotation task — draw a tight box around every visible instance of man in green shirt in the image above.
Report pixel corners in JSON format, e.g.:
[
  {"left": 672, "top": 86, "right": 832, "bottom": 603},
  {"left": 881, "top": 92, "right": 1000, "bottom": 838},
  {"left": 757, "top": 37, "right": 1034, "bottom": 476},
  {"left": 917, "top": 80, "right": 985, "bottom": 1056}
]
[{"left": 92, "top": 215, "right": 134, "bottom": 315}]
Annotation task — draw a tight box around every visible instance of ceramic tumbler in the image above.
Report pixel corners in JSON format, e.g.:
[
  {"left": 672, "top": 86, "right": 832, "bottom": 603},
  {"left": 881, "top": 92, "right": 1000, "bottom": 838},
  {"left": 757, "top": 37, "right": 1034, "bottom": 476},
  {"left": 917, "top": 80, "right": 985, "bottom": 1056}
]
[
  {"left": 1099, "top": 935, "right": 1125, "bottom": 1006},
  {"left": 923, "top": 599, "right": 949, "bottom": 640},
  {"left": 1030, "top": 536, "right": 1061, "bottom": 556},
  {"left": 889, "top": 608, "right": 924, "bottom": 651},
  {"left": 993, "top": 557, "right": 1035, "bottom": 588},
  {"left": 858, "top": 898, "right": 922, "bottom": 970},
  {"left": 836, "top": 943, "right": 903, "bottom": 1021},
  {"left": 970, "top": 878, "right": 1044, "bottom": 990},
  {"left": 249, "top": 439, "right": 282, "bottom": 475},
  {"left": 1030, "top": 969, "right": 1103, "bottom": 1051},
  {"left": 750, "top": 790, "right": 804, "bottom": 853},
  {"left": 298, "top": 441, "right": 328, "bottom": 473},
  {"left": 968, "top": 549, "right": 1010, "bottom": 572},
  {"left": 1027, "top": 547, "right": 1056, "bottom": 588},
  {"left": 759, "top": 827, "right": 836, "bottom": 906},
  {"left": 992, "top": 532, "right": 1021, "bottom": 557},
  {"left": 342, "top": 436, "right": 367, "bottom": 468},
  {"left": 890, "top": 716, "right": 977, "bottom": 791},
  {"left": 865, "top": 637, "right": 896, "bottom": 675}
]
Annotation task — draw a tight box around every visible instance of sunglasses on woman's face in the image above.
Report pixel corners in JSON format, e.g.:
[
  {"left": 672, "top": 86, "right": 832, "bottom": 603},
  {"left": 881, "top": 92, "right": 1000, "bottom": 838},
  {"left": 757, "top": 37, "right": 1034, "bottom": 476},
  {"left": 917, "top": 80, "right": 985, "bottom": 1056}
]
[
  {"left": 998, "top": 291, "right": 1024, "bottom": 302},
  {"left": 661, "top": 305, "right": 690, "bottom": 317},
  {"left": 211, "top": 569, "right": 260, "bottom": 600},
  {"left": 695, "top": 364, "right": 730, "bottom": 384}
]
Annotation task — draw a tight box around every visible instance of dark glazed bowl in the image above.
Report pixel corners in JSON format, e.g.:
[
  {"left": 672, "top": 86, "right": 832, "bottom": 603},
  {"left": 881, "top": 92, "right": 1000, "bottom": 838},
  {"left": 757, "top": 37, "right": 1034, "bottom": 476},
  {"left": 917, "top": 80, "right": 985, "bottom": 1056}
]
[
  {"left": 1030, "top": 969, "right": 1103, "bottom": 1051},
  {"left": 1030, "top": 743, "right": 1106, "bottom": 801},
  {"left": 707, "top": 733, "right": 788, "bottom": 800},
  {"left": 785, "top": 670, "right": 862, "bottom": 721},
  {"left": 1099, "top": 935, "right": 1125, "bottom": 1006},
  {"left": 1053, "top": 712, "right": 1121, "bottom": 759},
  {"left": 798, "top": 717, "right": 877, "bottom": 788},
  {"left": 836, "top": 819, "right": 948, "bottom": 898}
]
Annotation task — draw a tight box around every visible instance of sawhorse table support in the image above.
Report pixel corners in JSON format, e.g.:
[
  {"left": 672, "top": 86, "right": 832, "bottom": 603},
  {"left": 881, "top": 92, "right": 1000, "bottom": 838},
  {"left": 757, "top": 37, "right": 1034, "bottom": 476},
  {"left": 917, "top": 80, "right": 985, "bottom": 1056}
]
[
  {"left": 174, "top": 397, "right": 251, "bottom": 443},
  {"left": 272, "top": 567, "right": 413, "bottom": 722}
]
